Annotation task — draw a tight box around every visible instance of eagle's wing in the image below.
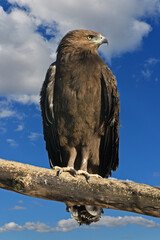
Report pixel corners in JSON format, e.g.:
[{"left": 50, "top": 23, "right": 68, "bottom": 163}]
[
  {"left": 99, "top": 65, "right": 120, "bottom": 177},
  {"left": 40, "top": 62, "right": 62, "bottom": 168}
]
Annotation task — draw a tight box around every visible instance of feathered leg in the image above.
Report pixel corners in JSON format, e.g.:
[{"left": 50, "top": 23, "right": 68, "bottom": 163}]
[{"left": 54, "top": 146, "right": 77, "bottom": 176}]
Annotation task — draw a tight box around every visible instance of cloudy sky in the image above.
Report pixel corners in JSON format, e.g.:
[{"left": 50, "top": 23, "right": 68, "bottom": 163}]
[{"left": 0, "top": 0, "right": 160, "bottom": 239}]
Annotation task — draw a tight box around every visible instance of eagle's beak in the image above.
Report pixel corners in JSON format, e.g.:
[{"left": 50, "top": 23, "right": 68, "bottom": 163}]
[{"left": 101, "top": 36, "right": 109, "bottom": 45}]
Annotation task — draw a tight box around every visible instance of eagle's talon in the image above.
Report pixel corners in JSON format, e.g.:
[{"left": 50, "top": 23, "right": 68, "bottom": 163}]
[
  {"left": 86, "top": 175, "right": 91, "bottom": 183},
  {"left": 94, "top": 174, "right": 102, "bottom": 179},
  {"left": 69, "top": 168, "right": 77, "bottom": 176},
  {"left": 77, "top": 170, "right": 91, "bottom": 183},
  {"left": 54, "top": 167, "right": 77, "bottom": 176},
  {"left": 57, "top": 169, "right": 62, "bottom": 176},
  {"left": 52, "top": 166, "right": 62, "bottom": 176}
]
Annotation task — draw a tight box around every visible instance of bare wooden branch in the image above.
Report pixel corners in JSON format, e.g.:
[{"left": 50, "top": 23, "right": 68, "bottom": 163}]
[{"left": 0, "top": 158, "right": 159, "bottom": 218}]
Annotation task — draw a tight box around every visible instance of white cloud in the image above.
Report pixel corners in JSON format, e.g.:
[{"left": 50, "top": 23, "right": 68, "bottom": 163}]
[
  {"left": 0, "top": 109, "right": 16, "bottom": 118},
  {"left": 55, "top": 218, "right": 78, "bottom": 232},
  {"left": 8, "top": 94, "right": 40, "bottom": 105},
  {"left": 0, "top": 121, "right": 7, "bottom": 133},
  {"left": 15, "top": 124, "right": 24, "bottom": 131},
  {"left": 6, "top": 138, "right": 18, "bottom": 147},
  {"left": 93, "top": 216, "right": 160, "bottom": 228},
  {"left": 141, "top": 57, "right": 160, "bottom": 79},
  {"left": 0, "top": 216, "right": 159, "bottom": 233},
  {"left": 10, "top": 205, "right": 27, "bottom": 210},
  {"left": 0, "top": 6, "right": 54, "bottom": 97},
  {"left": 146, "top": 57, "right": 160, "bottom": 65},
  {"left": 0, "top": 0, "right": 160, "bottom": 103},
  {"left": 0, "top": 99, "right": 21, "bottom": 119},
  {"left": 28, "top": 132, "right": 42, "bottom": 141},
  {"left": 24, "top": 222, "right": 56, "bottom": 233},
  {"left": 9, "top": 200, "right": 27, "bottom": 210},
  {"left": 142, "top": 69, "right": 151, "bottom": 78},
  {"left": 0, "top": 222, "right": 24, "bottom": 232}
]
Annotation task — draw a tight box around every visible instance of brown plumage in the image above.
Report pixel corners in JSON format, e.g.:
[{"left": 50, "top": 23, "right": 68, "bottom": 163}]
[{"left": 40, "top": 30, "right": 120, "bottom": 225}]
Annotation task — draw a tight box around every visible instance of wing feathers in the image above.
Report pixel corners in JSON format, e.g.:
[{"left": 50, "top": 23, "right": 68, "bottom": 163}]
[
  {"left": 99, "top": 66, "right": 120, "bottom": 177},
  {"left": 40, "top": 62, "right": 62, "bottom": 167}
]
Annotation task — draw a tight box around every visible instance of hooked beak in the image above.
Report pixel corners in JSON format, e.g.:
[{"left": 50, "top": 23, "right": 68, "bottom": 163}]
[
  {"left": 101, "top": 36, "right": 109, "bottom": 45},
  {"left": 91, "top": 34, "right": 109, "bottom": 46}
]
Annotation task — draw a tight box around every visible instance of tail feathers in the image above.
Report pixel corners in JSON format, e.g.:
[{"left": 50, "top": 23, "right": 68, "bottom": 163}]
[{"left": 71, "top": 205, "right": 103, "bottom": 225}]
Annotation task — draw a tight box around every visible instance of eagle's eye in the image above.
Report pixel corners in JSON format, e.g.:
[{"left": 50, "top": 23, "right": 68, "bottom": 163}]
[{"left": 87, "top": 35, "right": 94, "bottom": 41}]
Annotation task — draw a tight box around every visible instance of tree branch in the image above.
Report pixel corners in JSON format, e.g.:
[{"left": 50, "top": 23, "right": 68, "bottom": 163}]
[{"left": 0, "top": 158, "right": 159, "bottom": 218}]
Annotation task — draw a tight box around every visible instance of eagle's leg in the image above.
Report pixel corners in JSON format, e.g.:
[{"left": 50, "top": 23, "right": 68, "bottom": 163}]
[
  {"left": 77, "top": 147, "right": 91, "bottom": 182},
  {"left": 55, "top": 146, "right": 77, "bottom": 176},
  {"left": 77, "top": 146, "right": 102, "bottom": 181},
  {"left": 80, "top": 146, "right": 89, "bottom": 171},
  {"left": 67, "top": 147, "right": 77, "bottom": 168}
]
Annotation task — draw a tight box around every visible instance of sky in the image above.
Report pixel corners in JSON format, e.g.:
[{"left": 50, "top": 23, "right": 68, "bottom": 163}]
[{"left": 0, "top": 0, "right": 160, "bottom": 239}]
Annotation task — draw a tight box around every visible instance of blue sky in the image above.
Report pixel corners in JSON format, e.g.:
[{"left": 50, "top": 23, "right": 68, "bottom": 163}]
[{"left": 0, "top": 0, "right": 160, "bottom": 239}]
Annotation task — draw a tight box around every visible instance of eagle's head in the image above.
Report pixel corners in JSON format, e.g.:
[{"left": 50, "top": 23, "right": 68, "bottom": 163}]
[
  {"left": 70, "top": 205, "right": 103, "bottom": 225},
  {"left": 57, "top": 29, "right": 108, "bottom": 54}
]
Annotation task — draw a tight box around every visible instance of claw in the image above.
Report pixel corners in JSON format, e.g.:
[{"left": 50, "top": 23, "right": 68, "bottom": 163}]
[
  {"left": 53, "top": 166, "right": 77, "bottom": 176},
  {"left": 77, "top": 170, "right": 91, "bottom": 183},
  {"left": 87, "top": 175, "right": 91, "bottom": 183},
  {"left": 53, "top": 166, "right": 62, "bottom": 176},
  {"left": 57, "top": 169, "right": 62, "bottom": 176},
  {"left": 93, "top": 174, "right": 102, "bottom": 179},
  {"left": 77, "top": 170, "right": 102, "bottom": 182},
  {"left": 65, "top": 167, "right": 77, "bottom": 176}
]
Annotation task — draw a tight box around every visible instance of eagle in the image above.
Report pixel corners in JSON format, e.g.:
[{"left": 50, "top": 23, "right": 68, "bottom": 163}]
[{"left": 40, "top": 30, "right": 120, "bottom": 225}]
